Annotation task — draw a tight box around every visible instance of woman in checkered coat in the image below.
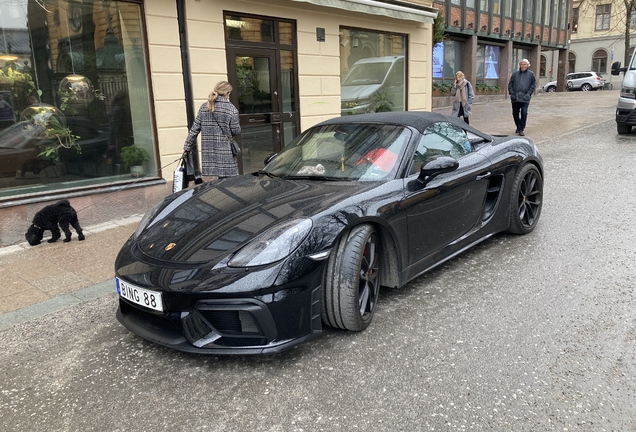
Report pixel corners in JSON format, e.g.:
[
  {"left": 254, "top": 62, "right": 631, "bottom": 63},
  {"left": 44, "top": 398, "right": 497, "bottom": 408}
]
[{"left": 184, "top": 81, "right": 241, "bottom": 180}]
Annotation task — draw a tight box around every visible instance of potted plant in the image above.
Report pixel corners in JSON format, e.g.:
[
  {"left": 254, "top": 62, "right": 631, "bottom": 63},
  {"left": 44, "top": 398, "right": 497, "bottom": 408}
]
[{"left": 120, "top": 145, "right": 150, "bottom": 177}]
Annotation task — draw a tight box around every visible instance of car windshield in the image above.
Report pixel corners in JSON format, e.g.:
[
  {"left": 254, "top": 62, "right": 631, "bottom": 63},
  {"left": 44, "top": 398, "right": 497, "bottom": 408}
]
[
  {"left": 262, "top": 123, "right": 411, "bottom": 181},
  {"left": 342, "top": 62, "right": 393, "bottom": 86}
]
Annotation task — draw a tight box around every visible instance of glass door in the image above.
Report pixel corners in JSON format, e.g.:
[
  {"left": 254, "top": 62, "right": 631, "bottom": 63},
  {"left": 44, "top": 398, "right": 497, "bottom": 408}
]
[{"left": 228, "top": 48, "right": 280, "bottom": 174}]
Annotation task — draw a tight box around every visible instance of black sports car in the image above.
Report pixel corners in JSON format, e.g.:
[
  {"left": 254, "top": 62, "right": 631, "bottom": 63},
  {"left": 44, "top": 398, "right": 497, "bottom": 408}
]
[{"left": 115, "top": 111, "right": 543, "bottom": 354}]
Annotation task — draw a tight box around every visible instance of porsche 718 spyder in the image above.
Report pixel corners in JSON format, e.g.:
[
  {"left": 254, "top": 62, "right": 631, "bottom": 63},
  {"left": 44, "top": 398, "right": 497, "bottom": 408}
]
[{"left": 115, "top": 111, "right": 544, "bottom": 354}]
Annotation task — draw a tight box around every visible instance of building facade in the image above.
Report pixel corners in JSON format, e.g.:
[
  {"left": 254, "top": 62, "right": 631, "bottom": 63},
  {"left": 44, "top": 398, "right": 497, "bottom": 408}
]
[
  {"left": 564, "top": 0, "right": 634, "bottom": 89},
  {"left": 433, "top": 0, "right": 571, "bottom": 98},
  {"left": 0, "top": 0, "right": 439, "bottom": 246}
]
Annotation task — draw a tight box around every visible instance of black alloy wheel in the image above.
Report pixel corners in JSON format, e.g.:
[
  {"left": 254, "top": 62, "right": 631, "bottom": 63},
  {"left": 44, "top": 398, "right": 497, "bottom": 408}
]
[
  {"left": 322, "top": 224, "right": 381, "bottom": 331},
  {"left": 508, "top": 164, "right": 543, "bottom": 235}
]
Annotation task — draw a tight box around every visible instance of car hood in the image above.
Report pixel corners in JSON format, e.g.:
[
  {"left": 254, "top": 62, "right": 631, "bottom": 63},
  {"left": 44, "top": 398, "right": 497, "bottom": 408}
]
[
  {"left": 340, "top": 84, "right": 382, "bottom": 103},
  {"left": 134, "top": 174, "right": 379, "bottom": 264}
]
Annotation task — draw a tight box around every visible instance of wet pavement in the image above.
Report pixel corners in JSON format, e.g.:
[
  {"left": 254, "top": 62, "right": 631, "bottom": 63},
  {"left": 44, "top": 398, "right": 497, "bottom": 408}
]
[{"left": 0, "top": 89, "right": 621, "bottom": 329}]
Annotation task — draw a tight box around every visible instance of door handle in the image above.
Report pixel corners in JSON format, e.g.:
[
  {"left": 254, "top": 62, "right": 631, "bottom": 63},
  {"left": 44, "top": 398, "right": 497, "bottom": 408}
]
[{"left": 476, "top": 172, "right": 491, "bottom": 180}]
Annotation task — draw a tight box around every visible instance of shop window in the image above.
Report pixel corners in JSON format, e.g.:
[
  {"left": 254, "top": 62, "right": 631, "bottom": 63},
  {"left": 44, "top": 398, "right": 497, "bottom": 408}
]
[
  {"left": 511, "top": 49, "right": 530, "bottom": 74},
  {"left": 0, "top": 0, "right": 155, "bottom": 200},
  {"left": 592, "top": 49, "right": 608, "bottom": 73},
  {"left": 340, "top": 29, "right": 406, "bottom": 116},
  {"left": 476, "top": 45, "right": 500, "bottom": 82},
  {"left": 433, "top": 40, "right": 463, "bottom": 82},
  {"left": 540, "top": 55, "right": 547, "bottom": 77}
]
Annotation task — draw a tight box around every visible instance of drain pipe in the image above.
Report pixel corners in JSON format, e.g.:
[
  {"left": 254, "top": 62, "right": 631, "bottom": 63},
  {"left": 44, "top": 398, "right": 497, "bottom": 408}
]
[{"left": 176, "top": 0, "right": 201, "bottom": 176}]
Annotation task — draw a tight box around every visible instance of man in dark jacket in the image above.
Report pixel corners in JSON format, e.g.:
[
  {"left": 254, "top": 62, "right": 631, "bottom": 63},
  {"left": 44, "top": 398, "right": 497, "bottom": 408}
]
[{"left": 508, "top": 59, "right": 536, "bottom": 136}]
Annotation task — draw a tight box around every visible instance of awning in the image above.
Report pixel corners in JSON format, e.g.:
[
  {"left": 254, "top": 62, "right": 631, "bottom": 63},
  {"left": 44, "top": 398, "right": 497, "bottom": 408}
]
[{"left": 291, "top": 0, "right": 436, "bottom": 24}]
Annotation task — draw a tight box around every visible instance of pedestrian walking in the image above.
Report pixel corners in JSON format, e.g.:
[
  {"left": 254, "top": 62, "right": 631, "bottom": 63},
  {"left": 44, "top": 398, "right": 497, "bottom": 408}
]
[
  {"left": 507, "top": 59, "right": 536, "bottom": 136},
  {"left": 184, "top": 81, "right": 241, "bottom": 181},
  {"left": 450, "top": 71, "right": 474, "bottom": 125}
]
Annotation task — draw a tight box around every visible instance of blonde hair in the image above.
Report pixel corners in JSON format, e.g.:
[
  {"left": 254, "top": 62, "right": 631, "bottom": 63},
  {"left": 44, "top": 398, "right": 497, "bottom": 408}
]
[
  {"left": 207, "top": 81, "right": 233, "bottom": 112},
  {"left": 455, "top": 71, "right": 465, "bottom": 79}
]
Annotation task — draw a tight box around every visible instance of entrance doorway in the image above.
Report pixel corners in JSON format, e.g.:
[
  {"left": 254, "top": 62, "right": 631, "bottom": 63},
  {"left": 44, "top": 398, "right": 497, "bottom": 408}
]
[{"left": 225, "top": 14, "right": 300, "bottom": 174}]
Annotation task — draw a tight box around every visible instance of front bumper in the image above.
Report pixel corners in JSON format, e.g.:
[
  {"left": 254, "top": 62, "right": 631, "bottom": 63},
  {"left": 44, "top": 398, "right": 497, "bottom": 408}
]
[{"left": 117, "top": 284, "right": 323, "bottom": 355}]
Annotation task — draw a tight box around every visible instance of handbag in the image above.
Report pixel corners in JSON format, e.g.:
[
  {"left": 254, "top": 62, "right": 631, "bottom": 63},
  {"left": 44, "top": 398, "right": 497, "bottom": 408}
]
[
  {"left": 212, "top": 113, "right": 241, "bottom": 156},
  {"left": 173, "top": 156, "right": 186, "bottom": 193}
]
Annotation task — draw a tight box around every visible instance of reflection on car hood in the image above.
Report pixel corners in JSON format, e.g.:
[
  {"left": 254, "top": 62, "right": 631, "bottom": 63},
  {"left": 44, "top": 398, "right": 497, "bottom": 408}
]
[
  {"left": 340, "top": 84, "right": 382, "bottom": 103},
  {"left": 135, "top": 174, "right": 375, "bottom": 264}
]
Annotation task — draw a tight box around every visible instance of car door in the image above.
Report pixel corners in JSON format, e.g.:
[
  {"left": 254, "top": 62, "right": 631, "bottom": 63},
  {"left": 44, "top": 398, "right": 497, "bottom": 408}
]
[
  {"left": 570, "top": 73, "right": 584, "bottom": 89},
  {"left": 403, "top": 122, "right": 491, "bottom": 267}
]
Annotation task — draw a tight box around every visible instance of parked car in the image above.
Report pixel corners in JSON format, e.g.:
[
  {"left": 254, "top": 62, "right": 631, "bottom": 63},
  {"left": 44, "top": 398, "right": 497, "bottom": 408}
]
[
  {"left": 0, "top": 118, "right": 109, "bottom": 178},
  {"left": 341, "top": 55, "right": 405, "bottom": 115},
  {"left": 115, "top": 111, "right": 544, "bottom": 355},
  {"left": 542, "top": 71, "right": 605, "bottom": 92}
]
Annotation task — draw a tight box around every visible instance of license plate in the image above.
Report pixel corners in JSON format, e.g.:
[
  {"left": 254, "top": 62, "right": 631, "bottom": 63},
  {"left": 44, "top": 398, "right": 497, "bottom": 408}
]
[{"left": 116, "top": 278, "right": 164, "bottom": 312}]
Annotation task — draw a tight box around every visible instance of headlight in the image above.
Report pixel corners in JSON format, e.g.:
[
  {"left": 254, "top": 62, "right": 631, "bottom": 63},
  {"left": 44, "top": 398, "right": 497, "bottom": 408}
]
[
  {"left": 620, "top": 86, "right": 636, "bottom": 99},
  {"left": 228, "top": 218, "right": 313, "bottom": 267},
  {"left": 132, "top": 201, "right": 164, "bottom": 239}
]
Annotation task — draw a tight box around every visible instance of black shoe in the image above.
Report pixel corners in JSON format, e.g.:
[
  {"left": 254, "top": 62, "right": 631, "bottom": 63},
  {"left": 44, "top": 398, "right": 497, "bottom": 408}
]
[
  {"left": 515, "top": 128, "right": 520, "bottom": 134},
  {"left": 519, "top": 130, "right": 525, "bottom": 136}
]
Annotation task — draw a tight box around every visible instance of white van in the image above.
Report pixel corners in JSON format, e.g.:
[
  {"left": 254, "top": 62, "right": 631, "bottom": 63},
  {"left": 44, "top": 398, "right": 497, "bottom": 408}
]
[
  {"left": 611, "top": 55, "right": 636, "bottom": 134},
  {"left": 341, "top": 56, "right": 405, "bottom": 116}
]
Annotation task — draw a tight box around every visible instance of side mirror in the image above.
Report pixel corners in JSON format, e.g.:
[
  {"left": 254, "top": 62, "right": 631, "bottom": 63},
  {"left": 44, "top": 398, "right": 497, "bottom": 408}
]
[
  {"left": 612, "top": 61, "right": 626, "bottom": 76},
  {"left": 410, "top": 156, "right": 459, "bottom": 189}
]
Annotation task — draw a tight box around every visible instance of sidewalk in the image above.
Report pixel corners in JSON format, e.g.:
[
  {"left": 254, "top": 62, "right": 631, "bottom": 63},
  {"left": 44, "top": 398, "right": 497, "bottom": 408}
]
[
  {"left": 0, "top": 89, "right": 620, "bottom": 329},
  {"left": 0, "top": 216, "right": 141, "bottom": 330}
]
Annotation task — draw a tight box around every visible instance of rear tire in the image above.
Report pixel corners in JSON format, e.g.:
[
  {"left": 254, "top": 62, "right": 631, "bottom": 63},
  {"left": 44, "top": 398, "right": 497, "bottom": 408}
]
[
  {"left": 581, "top": 83, "right": 592, "bottom": 91},
  {"left": 617, "top": 123, "right": 632, "bottom": 135},
  {"left": 508, "top": 164, "right": 543, "bottom": 235},
  {"left": 322, "top": 225, "right": 380, "bottom": 331}
]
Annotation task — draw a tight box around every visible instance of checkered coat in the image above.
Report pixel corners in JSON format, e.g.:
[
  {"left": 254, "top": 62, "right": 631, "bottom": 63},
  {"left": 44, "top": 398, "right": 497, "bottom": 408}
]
[{"left": 184, "top": 97, "right": 241, "bottom": 177}]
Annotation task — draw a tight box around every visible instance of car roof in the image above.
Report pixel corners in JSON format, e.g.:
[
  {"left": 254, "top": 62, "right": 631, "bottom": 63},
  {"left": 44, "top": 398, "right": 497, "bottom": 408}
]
[
  {"left": 352, "top": 55, "right": 404, "bottom": 65},
  {"left": 316, "top": 111, "right": 492, "bottom": 140}
]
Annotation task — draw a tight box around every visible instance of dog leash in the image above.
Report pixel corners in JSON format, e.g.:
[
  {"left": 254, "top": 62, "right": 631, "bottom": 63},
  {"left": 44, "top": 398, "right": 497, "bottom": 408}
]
[{"left": 73, "top": 154, "right": 185, "bottom": 215}]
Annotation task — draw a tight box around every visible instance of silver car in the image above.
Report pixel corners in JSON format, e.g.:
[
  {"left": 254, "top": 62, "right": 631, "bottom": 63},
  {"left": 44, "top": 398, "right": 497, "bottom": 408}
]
[{"left": 543, "top": 71, "right": 605, "bottom": 92}]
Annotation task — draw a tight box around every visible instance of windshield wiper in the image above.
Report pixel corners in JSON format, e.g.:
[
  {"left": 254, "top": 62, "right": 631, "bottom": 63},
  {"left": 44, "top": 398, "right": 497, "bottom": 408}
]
[
  {"left": 286, "top": 175, "right": 343, "bottom": 181},
  {"left": 258, "top": 170, "right": 281, "bottom": 179}
]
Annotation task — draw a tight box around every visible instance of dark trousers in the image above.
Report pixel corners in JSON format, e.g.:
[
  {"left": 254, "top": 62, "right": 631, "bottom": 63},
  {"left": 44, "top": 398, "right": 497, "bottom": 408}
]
[
  {"left": 511, "top": 102, "right": 529, "bottom": 131},
  {"left": 458, "top": 105, "right": 469, "bottom": 125}
]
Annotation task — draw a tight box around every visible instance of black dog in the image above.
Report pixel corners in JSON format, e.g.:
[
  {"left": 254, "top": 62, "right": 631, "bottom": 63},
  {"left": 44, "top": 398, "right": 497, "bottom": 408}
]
[{"left": 25, "top": 200, "right": 85, "bottom": 246}]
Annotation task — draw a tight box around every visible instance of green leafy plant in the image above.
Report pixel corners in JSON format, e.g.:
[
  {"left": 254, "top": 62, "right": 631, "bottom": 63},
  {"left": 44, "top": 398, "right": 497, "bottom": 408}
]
[
  {"left": 432, "top": 82, "right": 453, "bottom": 93},
  {"left": 0, "top": 67, "right": 36, "bottom": 104},
  {"left": 475, "top": 83, "right": 502, "bottom": 93},
  {"left": 373, "top": 91, "right": 394, "bottom": 112},
  {"left": 120, "top": 145, "right": 150, "bottom": 170},
  {"left": 58, "top": 87, "right": 105, "bottom": 115},
  {"left": 29, "top": 116, "right": 80, "bottom": 162}
]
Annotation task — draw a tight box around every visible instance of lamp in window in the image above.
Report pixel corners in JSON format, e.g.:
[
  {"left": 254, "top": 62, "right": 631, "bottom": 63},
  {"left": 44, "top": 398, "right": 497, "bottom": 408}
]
[
  {"left": 481, "top": 25, "right": 488, "bottom": 31},
  {"left": 494, "top": 27, "right": 500, "bottom": 32},
  {"left": 59, "top": 9, "right": 94, "bottom": 104},
  {"left": 535, "top": 35, "right": 541, "bottom": 40},
  {"left": 468, "top": 22, "right": 474, "bottom": 28},
  {"left": 516, "top": 31, "right": 521, "bottom": 37},
  {"left": 453, "top": 19, "right": 460, "bottom": 25},
  {"left": 505, "top": 29, "right": 511, "bottom": 35},
  {"left": 526, "top": 33, "right": 532, "bottom": 38}
]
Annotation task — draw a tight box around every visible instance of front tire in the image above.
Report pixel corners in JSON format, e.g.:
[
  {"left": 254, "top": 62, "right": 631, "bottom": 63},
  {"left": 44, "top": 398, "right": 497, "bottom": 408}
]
[
  {"left": 508, "top": 164, "right": 543, "bottom": 235},
  {"left": 322, "top": 225, "right": 380, "bottom": 331},
  {"left": 546, "top": 86, "right": 556, "bottom": 93},
  {"left": 617, "top": 123, "right": 632, "bottom": 134}
]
